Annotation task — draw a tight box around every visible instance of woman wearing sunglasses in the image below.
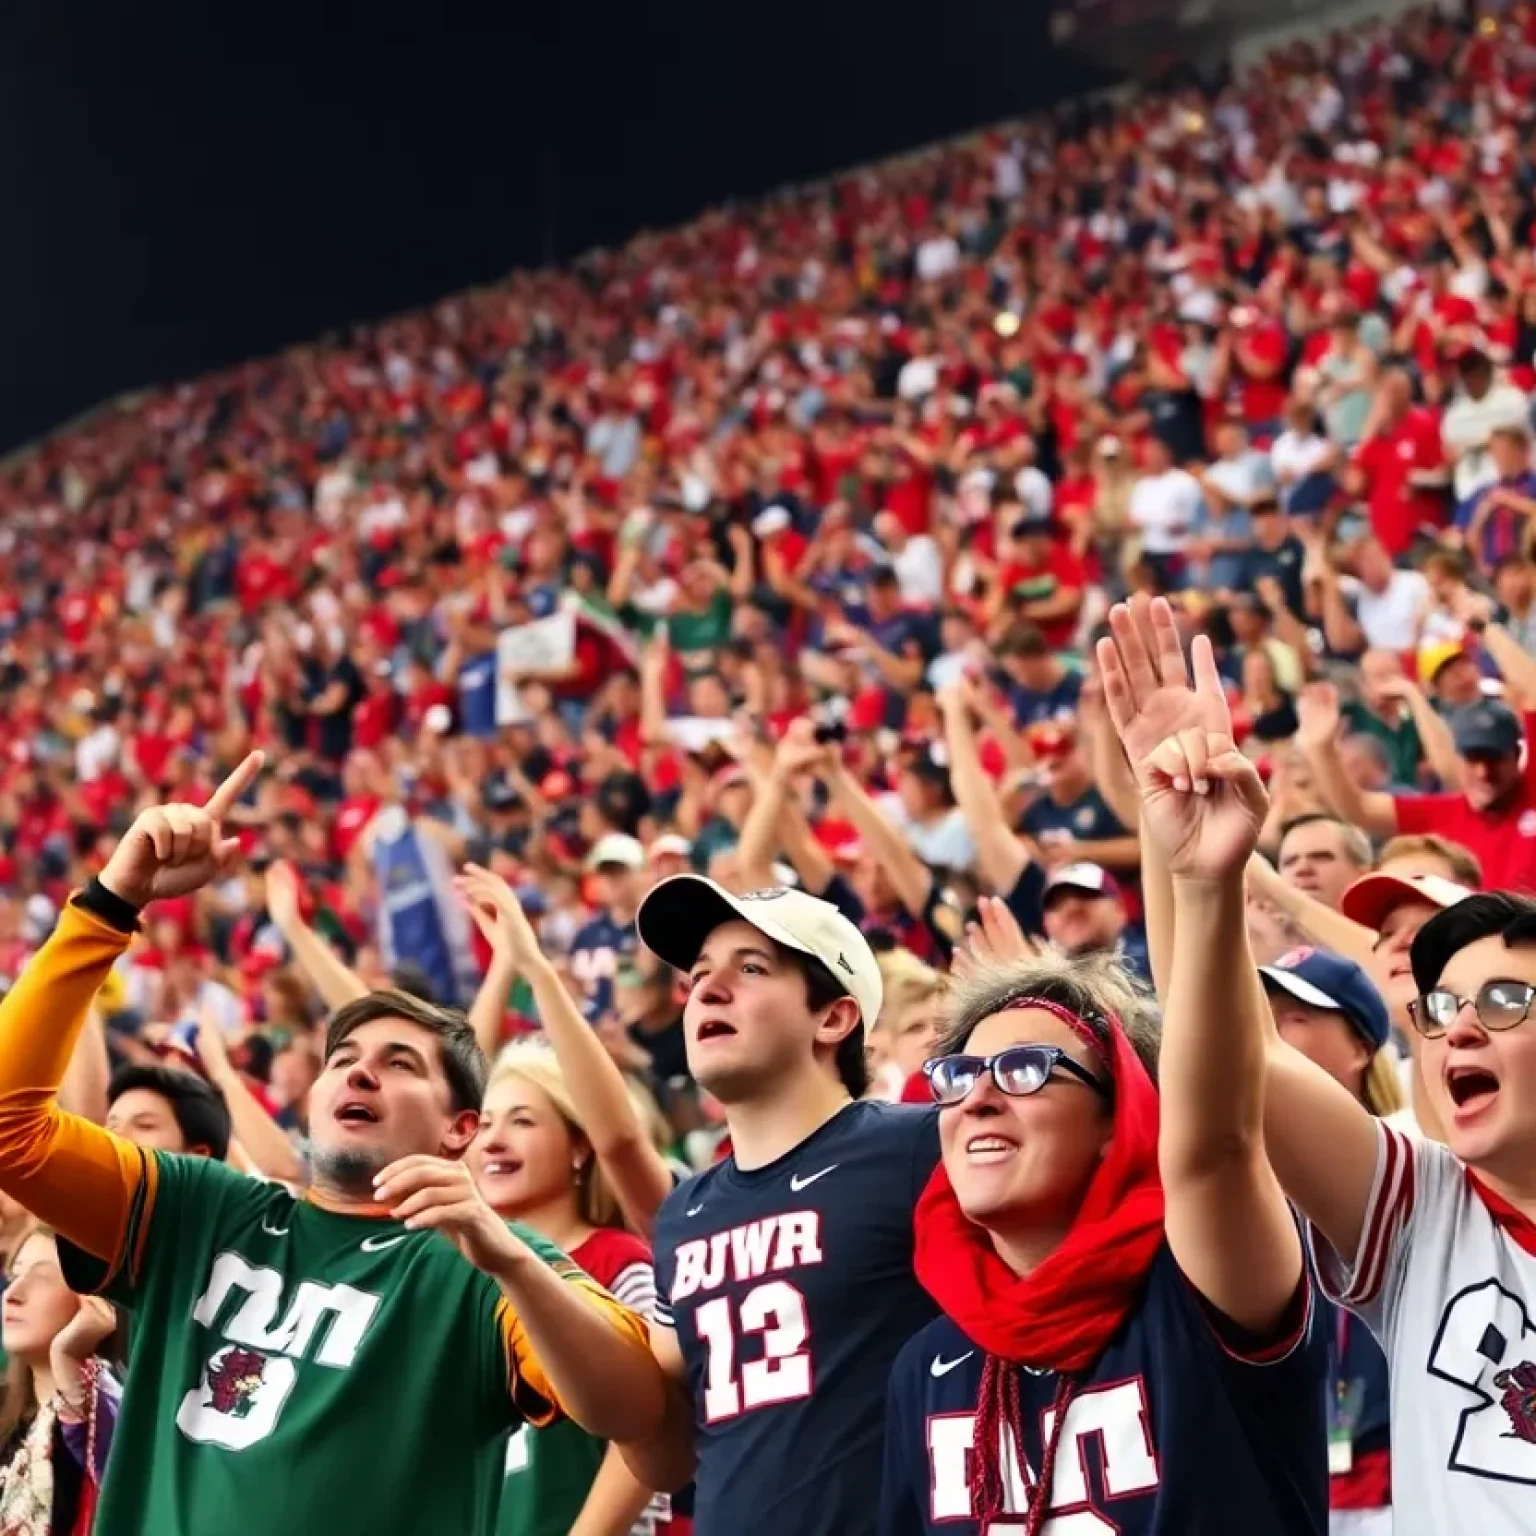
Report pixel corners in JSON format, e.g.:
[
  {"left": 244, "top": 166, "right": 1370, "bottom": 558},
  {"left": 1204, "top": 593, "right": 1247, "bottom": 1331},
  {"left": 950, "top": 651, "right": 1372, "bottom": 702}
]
[
  {"left": 1101, "top": 592, "right": 1536, "bottom": 1534},
  {"left": 879, "top": 942, "right": 1328, "bottom": 1530}
]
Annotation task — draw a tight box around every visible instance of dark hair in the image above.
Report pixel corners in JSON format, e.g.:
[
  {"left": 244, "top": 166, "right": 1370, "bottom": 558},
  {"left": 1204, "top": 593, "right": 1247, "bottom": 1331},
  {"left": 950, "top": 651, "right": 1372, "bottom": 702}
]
[
  {"left": 324, "top": 990, "right": 487, "bottom": 1114},
  {"left": 108, "top": 1065, "right": 233, "bottom": 1160},
  {"left": 1278, "top": 812, "right": 1371, "bottom": 868},
  {"left": 782, "top": 947, "right": 870, "bottom": 1100},
  {"left": 1411, "top": 891, "right": 1536, "bottom": 997}
]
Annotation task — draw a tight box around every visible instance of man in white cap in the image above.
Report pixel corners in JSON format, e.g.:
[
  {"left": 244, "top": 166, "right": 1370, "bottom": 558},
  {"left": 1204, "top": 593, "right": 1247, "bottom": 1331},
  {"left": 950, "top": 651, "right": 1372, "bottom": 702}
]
[
  {"left": 618, "top": 878, "right": 939, "bottom": 1536},
  {"left": 568, "top": 832, "right": 648, "bottom": 1023}
]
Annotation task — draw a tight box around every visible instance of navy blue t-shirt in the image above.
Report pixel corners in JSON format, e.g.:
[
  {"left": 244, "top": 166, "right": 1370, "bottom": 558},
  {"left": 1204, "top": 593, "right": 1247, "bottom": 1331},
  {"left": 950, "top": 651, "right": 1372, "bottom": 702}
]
[
  {"left": 567, "top": 911, "right": 637, "bottom": 1022},
  {"left": 1019, "top": 785, "right": 1129, "bottom": 847},
  {"left": 879, "top": 1244, "right": 1328, "bottom": 1536},
  {"left": 654, "top": 1101, "right": 941, "bottom": 1536},
  {"left": 1006, "top": 670, "right": 1083, "bottom": 731}
]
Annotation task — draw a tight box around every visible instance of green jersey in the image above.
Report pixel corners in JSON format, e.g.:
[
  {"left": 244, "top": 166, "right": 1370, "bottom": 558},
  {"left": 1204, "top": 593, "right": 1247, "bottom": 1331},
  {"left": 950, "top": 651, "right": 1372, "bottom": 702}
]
[{"left": 60, "top": 1154, "right": 611, "bottom": 1536}]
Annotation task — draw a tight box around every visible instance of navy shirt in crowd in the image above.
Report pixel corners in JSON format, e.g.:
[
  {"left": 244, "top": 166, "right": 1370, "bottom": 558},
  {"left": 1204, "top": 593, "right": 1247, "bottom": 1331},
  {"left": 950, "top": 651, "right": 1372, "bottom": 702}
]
[
  {"left": 568, "top": 911, "right": 637, "bottom": 1022},
  {"left": 654, "top": 1101, "right": 940, "bottom": 1536},
  {"left": 879, "top": 1245, "right": 1328, "bottom": 1535}
]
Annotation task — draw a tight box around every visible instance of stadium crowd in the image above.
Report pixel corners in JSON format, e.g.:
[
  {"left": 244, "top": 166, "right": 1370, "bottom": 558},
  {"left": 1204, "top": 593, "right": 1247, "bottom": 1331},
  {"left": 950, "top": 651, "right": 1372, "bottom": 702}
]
[{"left": 1, "top": 1, "right": 1536, "bottom": 1532}]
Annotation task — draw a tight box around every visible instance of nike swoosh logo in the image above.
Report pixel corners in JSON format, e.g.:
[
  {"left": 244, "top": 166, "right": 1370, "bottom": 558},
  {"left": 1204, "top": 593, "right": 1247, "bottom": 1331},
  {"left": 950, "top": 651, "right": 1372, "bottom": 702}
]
[
  {"left": 789, "top": 1164, "right": 839, "bottom": 1193},
  {"left": 686, "top": 1205, "right": 705, "bottom": 1217},
  {"left": 261, "top": 1216, "right": 291, "bottom": 1237},
  {"left": 360, "top": 1232, "right": 410, "bottom": 1253},
  {"left": 931, "top": 1351, "right": 974, "bottom": 1378}
]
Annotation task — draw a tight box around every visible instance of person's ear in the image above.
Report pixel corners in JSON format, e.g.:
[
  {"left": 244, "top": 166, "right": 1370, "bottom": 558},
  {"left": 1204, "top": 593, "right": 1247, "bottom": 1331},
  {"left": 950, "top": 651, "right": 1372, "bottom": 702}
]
[
  {"left": 440, "top": 1108, "right": 482, "bottom": 1158},
  {"left": 813, "top": 996, "right": 863, "bottom": 1051}
]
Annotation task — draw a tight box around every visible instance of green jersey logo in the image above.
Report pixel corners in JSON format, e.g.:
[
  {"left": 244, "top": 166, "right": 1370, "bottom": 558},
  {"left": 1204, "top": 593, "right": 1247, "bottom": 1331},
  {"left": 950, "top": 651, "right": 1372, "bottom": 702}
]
[{"left": 176, "top": 1250, "right": 382, "bottom": 1451}]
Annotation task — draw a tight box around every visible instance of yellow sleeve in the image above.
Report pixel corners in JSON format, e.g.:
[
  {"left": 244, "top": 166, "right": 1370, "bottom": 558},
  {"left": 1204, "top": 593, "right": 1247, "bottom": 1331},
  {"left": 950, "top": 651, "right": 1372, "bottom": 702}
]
[
  {"left": 496, "top": 1271, "right": 651, "bottom": 1428},
  {"left": 0, "top": 903, "right": 148, "bottom": 1264}
]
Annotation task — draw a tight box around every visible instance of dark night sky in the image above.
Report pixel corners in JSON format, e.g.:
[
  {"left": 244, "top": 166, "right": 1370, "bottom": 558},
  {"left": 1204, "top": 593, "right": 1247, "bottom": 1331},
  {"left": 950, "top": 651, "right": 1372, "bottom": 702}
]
[{"left": 0, "top": 5, "right": 1105, "bottom": 454}]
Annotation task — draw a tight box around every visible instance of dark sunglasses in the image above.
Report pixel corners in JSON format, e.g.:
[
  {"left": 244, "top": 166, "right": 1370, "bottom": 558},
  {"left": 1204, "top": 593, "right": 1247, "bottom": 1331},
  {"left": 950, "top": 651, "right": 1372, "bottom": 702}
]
[
  {"left": 1408, "top": 980, "right": 1536, "bottom": 1039},
  {"left": 924, "top": 1044, "right": 1110, "bottom": 1107}
]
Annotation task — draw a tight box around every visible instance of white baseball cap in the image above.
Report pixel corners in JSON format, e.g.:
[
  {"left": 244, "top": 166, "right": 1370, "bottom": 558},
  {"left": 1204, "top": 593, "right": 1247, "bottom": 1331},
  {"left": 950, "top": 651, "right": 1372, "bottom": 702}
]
[
  {"left": 636, "top": 875, "right": 882, "bottom": 1027},
  {"left": 1340, "top": 872, "right": 1472, "bottom": 931},
  {"left": 586, "top": 832, "right": 647, "bottom": 872}
]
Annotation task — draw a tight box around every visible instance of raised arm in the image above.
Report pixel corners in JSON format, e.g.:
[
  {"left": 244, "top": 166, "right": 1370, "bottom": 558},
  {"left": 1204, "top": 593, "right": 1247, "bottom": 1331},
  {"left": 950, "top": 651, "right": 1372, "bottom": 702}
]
[
  {"left": 458, "top": 865, "right": 675, "bottom": 1238},
  {"left": 936, "top": 683, "right": 1031, "bottom": 896},
  {"left": 1099, "top": 603, "right": 1300, "bottom": 1332},
  {"left": 1244, "top": 854, "right": 1376, "bottom": 967},
  {"left": 736, "top": 723, "right": 838, "bottom": 894},
  {"left": 265, "top": 860, "right": 369, "bottom": 1010},
  {"left": 1102, "top": 601, "right": 1380, "bottom": 1269},
  {"left": 822, "top": 758, "right": 935, "bottom": 919},
  {"left": 1296, "top": 682, "right": 1399, "bottom": 838},
  {"left": 194, "top": 1007, "right": 307, "bottom": 1185},
  {"left": 0, "top": 755, "right": 263, "bottom": 1260}
]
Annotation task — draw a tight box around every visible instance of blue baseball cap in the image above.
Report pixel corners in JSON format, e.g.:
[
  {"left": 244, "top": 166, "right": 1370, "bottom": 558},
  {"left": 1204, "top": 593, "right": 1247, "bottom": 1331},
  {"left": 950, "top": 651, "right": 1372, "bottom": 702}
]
[{"left": 1259, "top": 947, "right": 1391, "bottom": 1051}]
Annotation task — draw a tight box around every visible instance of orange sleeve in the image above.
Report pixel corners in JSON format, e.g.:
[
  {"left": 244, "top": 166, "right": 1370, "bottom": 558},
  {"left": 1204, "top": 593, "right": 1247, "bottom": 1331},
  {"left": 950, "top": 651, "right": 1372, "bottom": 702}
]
[
  {"left": 0, "top": 903, "right": 150, "bottom": 1265},
  {"left": 496, "top": 1271, "right": 651, "bottom": 1428}
]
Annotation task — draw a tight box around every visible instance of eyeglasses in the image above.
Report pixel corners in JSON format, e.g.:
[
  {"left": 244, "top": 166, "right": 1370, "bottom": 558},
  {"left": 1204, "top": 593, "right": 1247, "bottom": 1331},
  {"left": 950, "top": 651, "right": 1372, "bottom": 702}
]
[
  {"left": 1408, "top": 980, "right": 1536, "bottom": 1038},
  {"left": 924, "top": 1044, "right": 1109, "bottom": 1107}
]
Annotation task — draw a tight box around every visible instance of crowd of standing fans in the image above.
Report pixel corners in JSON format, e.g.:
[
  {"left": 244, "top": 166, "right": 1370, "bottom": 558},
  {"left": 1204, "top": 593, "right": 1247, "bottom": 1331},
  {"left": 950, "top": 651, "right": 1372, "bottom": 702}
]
[{"left": 2, "top": 3, "right": 1536, "bottom": 1532}]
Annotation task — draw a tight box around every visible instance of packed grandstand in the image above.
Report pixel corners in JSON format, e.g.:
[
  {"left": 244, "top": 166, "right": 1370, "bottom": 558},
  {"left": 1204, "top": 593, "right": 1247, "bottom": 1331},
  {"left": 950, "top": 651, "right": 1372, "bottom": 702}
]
[{"left": 0, "top": 3, "right": 1535, "bottom": 1534}]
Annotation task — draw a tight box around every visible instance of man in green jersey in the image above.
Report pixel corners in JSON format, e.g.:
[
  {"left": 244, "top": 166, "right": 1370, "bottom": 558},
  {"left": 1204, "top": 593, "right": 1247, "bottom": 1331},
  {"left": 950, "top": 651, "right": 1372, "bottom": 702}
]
[{"left": 0, "top": 753, "right": 666, "bottom": 1535}]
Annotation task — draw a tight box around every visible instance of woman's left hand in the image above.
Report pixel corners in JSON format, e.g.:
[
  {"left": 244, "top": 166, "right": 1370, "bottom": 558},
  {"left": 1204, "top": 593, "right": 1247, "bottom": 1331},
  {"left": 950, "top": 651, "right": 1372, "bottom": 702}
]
[{"left": 51, "top": 1296, "right": 117, "bottom": 1365}]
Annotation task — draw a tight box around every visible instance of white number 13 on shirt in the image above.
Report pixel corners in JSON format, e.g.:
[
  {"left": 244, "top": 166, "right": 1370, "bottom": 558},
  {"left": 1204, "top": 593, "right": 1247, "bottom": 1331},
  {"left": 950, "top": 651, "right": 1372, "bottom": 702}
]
[{"left": 695, "top": 1281, "right": 813, "bottom": 1422}]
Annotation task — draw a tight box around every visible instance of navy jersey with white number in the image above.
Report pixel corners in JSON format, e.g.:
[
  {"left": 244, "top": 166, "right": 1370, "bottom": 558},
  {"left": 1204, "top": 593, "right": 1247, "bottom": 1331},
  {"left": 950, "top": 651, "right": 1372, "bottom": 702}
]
[
  {"left": 879, "top": 1244, "right": 1329, "bottom": 1536},
  {"left": 567, "top": 912, "right": 637, "bottom": 1022},
  {"left": 654, "top": 1100, "right": 940, "bottom": 1536}
]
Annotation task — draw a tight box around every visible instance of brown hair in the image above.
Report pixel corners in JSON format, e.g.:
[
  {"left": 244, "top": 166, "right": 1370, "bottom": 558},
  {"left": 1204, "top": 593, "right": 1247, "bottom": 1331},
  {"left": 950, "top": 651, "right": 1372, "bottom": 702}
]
[
  {"left": 1374, "top": 834, "right": 1483, "bottom": 889},
  {"left": 324, "top": 990, "right": 487, "bottom": 1114},
  {"left": 0, "top": 1223, "right": 49, "bottom": 1451}
]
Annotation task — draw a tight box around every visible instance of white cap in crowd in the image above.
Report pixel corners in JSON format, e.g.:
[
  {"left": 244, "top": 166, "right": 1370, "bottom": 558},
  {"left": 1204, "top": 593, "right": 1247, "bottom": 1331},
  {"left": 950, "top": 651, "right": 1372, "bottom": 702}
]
[
  {"left": 636, "top": 876, "right": 883, "bottom": 1027},
  {"left": 586, "top": 833, "right": 647, "bottom": 871}
]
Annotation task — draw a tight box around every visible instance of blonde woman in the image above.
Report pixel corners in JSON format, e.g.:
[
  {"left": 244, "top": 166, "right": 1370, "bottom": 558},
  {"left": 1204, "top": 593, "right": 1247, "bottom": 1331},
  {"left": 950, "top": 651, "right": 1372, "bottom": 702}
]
[
  {"left": 868, "top": 952, "right": 950, "bottom": 1102},
  {"left": 471, "top": 1046, "right": 664, "bottom": 1536}
]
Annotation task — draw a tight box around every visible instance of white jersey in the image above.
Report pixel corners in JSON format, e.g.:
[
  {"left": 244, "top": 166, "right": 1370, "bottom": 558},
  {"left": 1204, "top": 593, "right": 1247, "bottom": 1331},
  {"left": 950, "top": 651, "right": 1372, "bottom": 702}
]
[{"left": 1311, "top": 1121, "right": 1536, "bottom": 1534}]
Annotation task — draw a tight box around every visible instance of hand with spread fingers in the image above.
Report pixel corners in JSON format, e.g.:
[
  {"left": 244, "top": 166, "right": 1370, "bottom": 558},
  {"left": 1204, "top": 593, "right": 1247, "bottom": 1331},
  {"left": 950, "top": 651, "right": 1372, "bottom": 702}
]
[
  {"left": 455, "top": 862, "right": 545, "bottom": 973},
  {"left": 954, "top": 895, "right": 1037, "bottom": 980},
  {"left": 98, "top": 751, "right": 264, "bottom": 907},
  {"left": 373, "top": 1154, "right": 522, "bottom": 1274},
  {"left": 1096, "top": 596, "right": 1268, "bottom": 881}
]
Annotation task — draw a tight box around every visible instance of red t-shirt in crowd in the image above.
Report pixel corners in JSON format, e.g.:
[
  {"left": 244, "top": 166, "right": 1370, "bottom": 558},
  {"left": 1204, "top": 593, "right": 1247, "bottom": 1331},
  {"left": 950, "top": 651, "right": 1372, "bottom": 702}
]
[
  {"left": 1352, "top": 411, "right": 1445, "bottom": 556},
  {"left": 1395, "top": 725, "right": 1536, "bottom": 892},
  {"left": 997, "top": 544, "right": 1087, "bottom": 650}
]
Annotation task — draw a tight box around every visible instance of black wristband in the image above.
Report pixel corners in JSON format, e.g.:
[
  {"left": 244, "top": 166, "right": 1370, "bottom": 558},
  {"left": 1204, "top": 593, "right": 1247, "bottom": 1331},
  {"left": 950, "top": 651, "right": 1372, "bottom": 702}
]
[{"left": 73, "top": 878, "right": 142, "bottom": 935}]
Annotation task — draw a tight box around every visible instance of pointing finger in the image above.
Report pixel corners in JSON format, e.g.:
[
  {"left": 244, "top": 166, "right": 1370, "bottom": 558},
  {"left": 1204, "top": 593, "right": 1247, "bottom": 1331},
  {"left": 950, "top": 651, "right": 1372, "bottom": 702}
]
[{"left": 205, "top": 751, "right": 265, "bottom": 821}]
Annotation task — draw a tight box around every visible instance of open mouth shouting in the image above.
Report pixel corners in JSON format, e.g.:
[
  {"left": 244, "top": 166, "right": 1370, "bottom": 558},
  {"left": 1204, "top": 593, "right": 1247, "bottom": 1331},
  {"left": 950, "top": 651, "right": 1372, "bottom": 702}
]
[
  {"left": 1445, "top": 1063, "right": 1501, "bottom": 1121},
  {"left": 694, "top": 1018, "right": 738, "bottom": 1045},
  {"left": 334, "top": 1098, "right": 382, "bottom": 1129}
]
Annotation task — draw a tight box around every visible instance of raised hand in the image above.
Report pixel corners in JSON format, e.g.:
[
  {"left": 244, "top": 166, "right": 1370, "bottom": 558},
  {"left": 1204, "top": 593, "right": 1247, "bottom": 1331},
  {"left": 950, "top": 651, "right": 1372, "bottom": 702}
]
[
  {"left": 264, "top": 858, "right": 303, "bottom": 932},
  {"left": 1097, "top": 600, "right": 1267, "bottom": 881},
  {"left": 455, "top": 862, "right": 544, "bottom": 972},
  {"left": 1096, "top": 594, "right": 1225, "bottom": 765},
  {"left": 773, "top": 717, "right": 834, "bottom": 781},
  {"left": 955, "top": 895, "right": 1038, "bottom": 977},
  {"left": 99, "top": 752, "right": 264, "bottom": 907},
  {"left": 1295, "top": 682, "right": 1342, "bottom": 753}
]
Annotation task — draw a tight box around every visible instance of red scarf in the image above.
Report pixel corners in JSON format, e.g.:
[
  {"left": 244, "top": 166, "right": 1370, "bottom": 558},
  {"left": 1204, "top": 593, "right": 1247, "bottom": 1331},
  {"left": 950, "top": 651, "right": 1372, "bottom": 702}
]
[{"left": 913, "top": 1003, "right": 1165, "bottom": 1528}]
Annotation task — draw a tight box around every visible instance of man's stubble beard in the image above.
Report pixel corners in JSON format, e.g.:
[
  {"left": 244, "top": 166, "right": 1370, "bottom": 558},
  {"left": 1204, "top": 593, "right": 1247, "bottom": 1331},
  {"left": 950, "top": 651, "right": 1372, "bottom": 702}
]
[{"left": 310, "top": 1141, "right": 390, "bottom": 1199}]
